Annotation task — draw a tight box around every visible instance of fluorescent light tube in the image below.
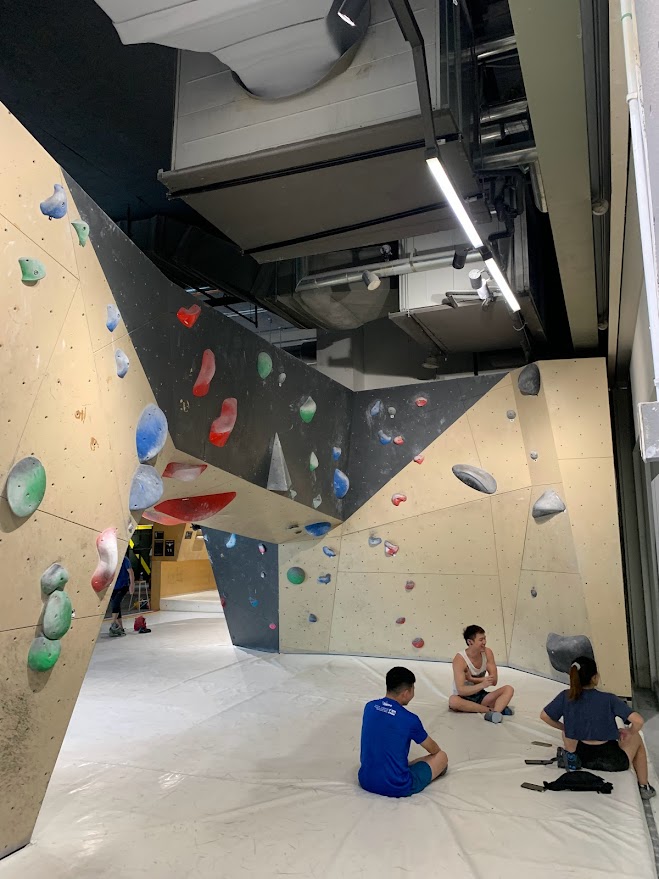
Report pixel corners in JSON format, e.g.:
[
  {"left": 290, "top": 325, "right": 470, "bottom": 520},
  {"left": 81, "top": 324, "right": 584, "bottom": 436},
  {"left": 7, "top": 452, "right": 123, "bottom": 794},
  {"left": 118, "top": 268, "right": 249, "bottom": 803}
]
[
  {"left": 484, "top": 258, "right": 521, "bottom": 312},
  {"left": 426, "top": 156, "right": 484, "bottom": 249}
]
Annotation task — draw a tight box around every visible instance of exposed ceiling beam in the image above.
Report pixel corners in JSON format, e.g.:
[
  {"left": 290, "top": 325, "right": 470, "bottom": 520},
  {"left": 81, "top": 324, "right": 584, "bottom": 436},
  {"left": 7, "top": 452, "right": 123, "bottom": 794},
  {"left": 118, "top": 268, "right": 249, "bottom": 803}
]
[{"left": 508, "top": 0, "right": 599, "bottom": 348}]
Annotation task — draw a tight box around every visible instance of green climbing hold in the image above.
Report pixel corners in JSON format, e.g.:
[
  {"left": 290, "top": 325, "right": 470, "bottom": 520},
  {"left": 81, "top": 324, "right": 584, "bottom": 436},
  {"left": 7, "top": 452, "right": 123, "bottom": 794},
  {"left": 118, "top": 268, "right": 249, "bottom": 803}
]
[
  {"left": 300, "top": 396, "right": 317, "bottom": 424},
  {"left": 19, "top": 257, "right": 46, "bottom": 282},
  {"left": 27, "top": 636, "right": 61, "bottom": 672},
  {"left": 257, "top": 352, "right": 273, "bottom": 380},
  {"left": 41, "top": 563, "right": 69, "bottom": 595},
  {"left": 43, "top": 591, "right": 73, "bottom": 640},
  {"left": 6, "top": 456, "right": 47, "bottom": 517},
  {"left": 309, "top": 452, "right": 319, "bottom": 472},
  {"left": 287, "top": 566, "right": 306, "bottom": 585},
  {"left": 71, "top": 220, "right": 90, "bottom": 247}
]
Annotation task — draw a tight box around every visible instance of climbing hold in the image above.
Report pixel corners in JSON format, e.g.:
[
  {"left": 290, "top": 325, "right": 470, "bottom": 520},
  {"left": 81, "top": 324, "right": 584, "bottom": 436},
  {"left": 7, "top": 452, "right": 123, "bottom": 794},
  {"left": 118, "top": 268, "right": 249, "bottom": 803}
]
[
  {"left": 177, "top": 304, "right": 201, "bottom": 328},
  {"left": 305, "top": 522, "right": 331, "bottom": 538},
  {"left": 369, "top": 400, "right": 383, "bottom": 418},
  {"left": 396, "top": 617, "right": 406, "bottom": 625},
  {"left": 308, "top": 614, "right": 318, "bottom": 623},
  {"left": 412, "top": 637, "right": 425, "bottom": 649},
  {"left": 405, "top": 580, "right": 415, "bottom": 591},
  {"left": 391, "top": 493, "right": 407, "bottom": 507},
  {"left": 226, "top": 533, "right": 237, "bottom": 549},
  {"left": 269, "top": 623, "right": 277, "bottom": 630},
  {"left": 153, "top": 492, "right": 236, "bottom": 522},
  {"left": 322, "top": 546, "right": 336, "bottom": 558},
  {"left": 332, "top": 446, "right": 342, "bottom": 461},
  {"left": 532, "top": 489, "right": 566, "bottom": 519},
  {"left": 41, "top": 563, "right": 69, "bottom": 595},
  {"left": 136, "top": 404, "right": 168, "bottom": 463},
  {"left": 129, "top": 464, "right": 164, "bottom": 511},
  {"left": 413, "top": 455, "right": 424, "bottom": 464},
  {"left": 220, "top": 594, "right": 227, "bottom": 608},
  {"left": 249, "top": 597, "right": 259, "bottom": 607},
  {"left": 530, "top": 451, "right": 539, "bottom": 461},
  {"left": 287, "top": 567, "right": 306, "bottom": 585},
  {"left": 91, "top": 527, "right": 119, "bottom": 592},
  {"left": 506, "top": 410, "right": 517, "bottom": 421},
  {"left": 546, "top": 633, "right": 594, "bottom": 674},
  {"left": 393, "top": 436, "right": 404, "bottom": 445},
  {"left": 106, "top": 304, "right": 121, "bottom": 332},
  {"left": 260, "top": 571, "right": 265, "bottom": 579},
  {"left": 71, "top": 219, "right": 89, "bottom": 246},
  {"left": 40, "top": 183, "right": 67, "bottom": 219},
  {"left": 209, "top": 398, "right": 238, "bottom": 447},
  {"left": 28, "top": 636, "right": 61, "bottom": 672},
  {"left": 43, "top": 590, "right": 73, "bottom": 640},
  {"left": 18, "top": 257, "right": 46, "bottom": 283},
  {"left": 193, "top": 349, "right": 216, "bottom": 397},
  {"left": 452, "top": 464, "right": 497, "bottom": 495},
  {"left": 313, "top": 495, "right": 322, "bottom": 509},
  {"left": 531, "top": 587, "right": 538, "bottom": 598},
  {"left": 267, "top": 433, "right": 292, "bottom": 492},
  {"left": 6, "top": 456, "right": 46, "bottom": 517},
  {"left": 378, "top": 431, "right": 392, "bottom": 445},
  {"left": 162, "top": 462, "right": 207, "bottom": 481},
  {"left": 518, "top": 363, "right": 541, "bottom": 396},
  {"left": 317, "top": 574, "right": 331, "bottom": 585},
  {"left": 415, "top": 396, "right": 428, "bottom": 407},
  {"left": 278, "top": 373, "right": 287, "bottom": 386},
  {"left": 258, "top": 543, "right": 267, "bottom": 555},
  {"left": 143, "top": 508, "right": 182, "bottom": 526},
  {"left": 333, "top": 469, "right": 350, "bottom": 499},
  {"left": 309, "top": 452, "right": 319, "bottom": 472},
  {"left": 388, "top": 407, "right": 396, "bottom": 418},
  {"left": 384, "top": 541, "right": 399, "bottom": 557},
  {"left": 114, "top": 348, "right": 130, "bottom": 379},
  {"left": 257, "top": 352, "right": 273, "bottom": 379},
  {"left": 300, "top": 396, "right": 317, "bottom": 423},
  {"left": 368, "top": 535, "right": 382, "bottom": 547}
]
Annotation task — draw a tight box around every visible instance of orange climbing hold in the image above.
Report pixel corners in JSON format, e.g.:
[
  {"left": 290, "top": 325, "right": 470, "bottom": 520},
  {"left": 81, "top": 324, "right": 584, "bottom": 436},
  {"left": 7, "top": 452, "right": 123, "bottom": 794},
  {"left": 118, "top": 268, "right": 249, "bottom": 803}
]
[
  {"left": 209, "top": 398, "right": 238, "bottom": 447},
  {"left": 177, "top": 304, "right": 201, "bottom": 328},
  {"left": 193, "top": 349, "right": 216, "bottom": 397}
]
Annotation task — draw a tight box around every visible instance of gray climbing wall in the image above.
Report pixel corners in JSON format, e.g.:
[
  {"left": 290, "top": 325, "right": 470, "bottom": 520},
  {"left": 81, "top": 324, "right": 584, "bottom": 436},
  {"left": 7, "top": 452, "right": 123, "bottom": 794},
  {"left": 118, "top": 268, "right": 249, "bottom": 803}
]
[{"left": 203, "top": 528, "right": 279, "bottom": 651}]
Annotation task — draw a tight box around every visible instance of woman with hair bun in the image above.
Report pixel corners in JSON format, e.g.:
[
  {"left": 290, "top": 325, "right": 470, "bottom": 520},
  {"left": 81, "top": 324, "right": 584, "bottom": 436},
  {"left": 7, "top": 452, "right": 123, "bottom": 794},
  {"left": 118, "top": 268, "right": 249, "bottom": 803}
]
[{"left": 540, "top": 655, "right": 655, "bottom": 800}]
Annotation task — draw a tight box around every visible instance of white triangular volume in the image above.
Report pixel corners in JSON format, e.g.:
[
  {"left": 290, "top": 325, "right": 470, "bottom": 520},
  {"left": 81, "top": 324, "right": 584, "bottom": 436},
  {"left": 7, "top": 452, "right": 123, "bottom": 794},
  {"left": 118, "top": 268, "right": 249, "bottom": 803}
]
[{"left": 267, "top": 433, "right": 292, "bottom": 492}]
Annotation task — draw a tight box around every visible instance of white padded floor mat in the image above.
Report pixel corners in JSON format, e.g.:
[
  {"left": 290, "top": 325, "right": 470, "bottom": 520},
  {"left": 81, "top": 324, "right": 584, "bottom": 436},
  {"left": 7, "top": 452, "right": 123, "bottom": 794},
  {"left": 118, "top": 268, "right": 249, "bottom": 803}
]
[{"left": 1, "top": 613, "right": 656, "bottom": 879}]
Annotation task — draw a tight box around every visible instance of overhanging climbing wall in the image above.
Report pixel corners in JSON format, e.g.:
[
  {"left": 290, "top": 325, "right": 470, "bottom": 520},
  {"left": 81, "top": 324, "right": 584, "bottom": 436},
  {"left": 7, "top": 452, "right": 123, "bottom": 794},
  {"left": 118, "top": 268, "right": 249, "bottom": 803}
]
[{"left": 279, "top": 362, "right": 631, "bottom": 696}]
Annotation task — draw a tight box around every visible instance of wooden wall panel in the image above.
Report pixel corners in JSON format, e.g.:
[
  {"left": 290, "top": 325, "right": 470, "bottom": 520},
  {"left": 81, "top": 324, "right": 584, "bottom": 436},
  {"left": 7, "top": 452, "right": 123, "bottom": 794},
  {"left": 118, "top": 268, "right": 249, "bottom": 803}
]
[
  {"left": 511, "top": 368, "right": 562, "bottom": 485},
  {"left": 521, "top": 484, "right": 580, "bottom": 575},
  {"left": 542, "top": 359, "right": 613, "bottom": 459},
  {"left": 491, "top": 487, "right": 531, "bottom": 657},
  {"left": 159, "top": 560, "right": 216, "bottom": 597}
]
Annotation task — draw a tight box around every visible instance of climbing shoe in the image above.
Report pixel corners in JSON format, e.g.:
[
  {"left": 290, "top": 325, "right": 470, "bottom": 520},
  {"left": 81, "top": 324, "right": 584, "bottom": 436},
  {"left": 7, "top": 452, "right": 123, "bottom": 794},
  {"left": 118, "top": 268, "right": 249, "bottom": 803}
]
[
  {"left": 484, "top": 711, "right": 503, "bottom": 724},
  {"left": 640, "top": 783, "right": 657, "bottom": 800}
]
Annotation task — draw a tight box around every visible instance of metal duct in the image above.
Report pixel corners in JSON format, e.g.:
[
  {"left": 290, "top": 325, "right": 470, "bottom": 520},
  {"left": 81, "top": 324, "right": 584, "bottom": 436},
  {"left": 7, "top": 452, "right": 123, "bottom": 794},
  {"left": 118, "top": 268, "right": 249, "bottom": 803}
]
[
  {"left": 478, "top": 146, "right": 539, "bottom": 170},
  {"left": 480, "top": 120, "right": 530, "bottom": 144},
  {"left": 475, "top": 35, "right": 518, "bottom": 61},
  {"left": 480, "top": 100, "right": 529, "bottom": 125}
]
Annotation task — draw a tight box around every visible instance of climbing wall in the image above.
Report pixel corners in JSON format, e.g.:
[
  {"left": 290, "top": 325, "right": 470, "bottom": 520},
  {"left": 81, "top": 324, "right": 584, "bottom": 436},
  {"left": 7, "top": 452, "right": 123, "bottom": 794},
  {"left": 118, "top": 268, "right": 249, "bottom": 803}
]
[{"left": 278, "top": 362, "right": 631, "bottom": 696}]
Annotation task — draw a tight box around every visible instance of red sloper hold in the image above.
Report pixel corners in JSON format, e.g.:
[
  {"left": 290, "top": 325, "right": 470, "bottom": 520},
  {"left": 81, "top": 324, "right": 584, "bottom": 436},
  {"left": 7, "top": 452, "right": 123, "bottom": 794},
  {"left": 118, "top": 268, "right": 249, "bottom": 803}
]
[
  {"left": 193, "top": 349, "right": 216, "bottom": 397},
  {"left": 415, "top": 396, "right": 428, "bottom": 407},
  {"left": 413, "top": 455, "right": 425, "bottom": 464},
  {"left": 209, "top": 398, "right": 238, "bottom": 447},
  {"left": 177, "top": 304, "right": 201, "bottom": 328},
  {"left": 153, "top": 492, "right": 237, "bottom": 522},
  {"left": 162, "top": 462, "right": 208, "bottom": 481},
  {"left": 143, "top": 507, "right": 185, "bottom": 526}
]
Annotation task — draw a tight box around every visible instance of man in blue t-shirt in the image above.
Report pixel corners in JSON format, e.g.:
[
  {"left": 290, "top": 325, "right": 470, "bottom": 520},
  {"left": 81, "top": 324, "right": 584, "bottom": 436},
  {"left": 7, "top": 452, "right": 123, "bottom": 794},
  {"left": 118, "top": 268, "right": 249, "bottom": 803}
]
[
  {"left": 109, "top": 554, "right": 134, "bottom": 638},
  {"left": 358, "top": 667, "right": 448, "bottom": 797}
]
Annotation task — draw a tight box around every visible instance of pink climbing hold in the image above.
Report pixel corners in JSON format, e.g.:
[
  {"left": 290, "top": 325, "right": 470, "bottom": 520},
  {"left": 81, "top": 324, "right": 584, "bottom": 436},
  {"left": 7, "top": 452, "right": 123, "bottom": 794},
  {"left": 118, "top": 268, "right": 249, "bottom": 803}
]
[
  {"left": 269, "top": 623, "right": 277, "bottom": 630},
  {"left": 143, "top": 507, "right": 184, "bottom": 526},
  {"left": 193, "top": 349, "right": 216, "bottom": 397},
  {"left": 413, "top": 455, "right": 425, "bottom": 465},
  {"left": 405, "top": 580, "right": 415, "bottom": 591},
  {"left": 415, "top": 397, "right": 428, "bottom": 407},
  {"left": 412, "top": 637, "right": 425, "bottom": 649},
  {"left": 396, "top": 617, "right": 406, "bottom": 625},
  {"left": 209, "top": 398, "right": 238, "bottom": 447},
  {"left": 154, "top": 492, "right": 237, "bottom": 522},
  {"left": 393, "top": 436, "right": 404, "bottom": 446},
  {"left": 392, "top": 493, "right": 407, "bottom": 507},
  {"left": 162, "top": 462, "right": 207, "bottom": 482},
  {"left": 91, "top": 527, "right": 119, "bottom": 592},
  {"left": 258, "top": 543, "right": 267, "bottom": 555},
  {"left": 177, "top": 304, "right": 201, "bottom": 328},
  {"left": 384, "top": 541, "right": 399, "bottom": 557}
]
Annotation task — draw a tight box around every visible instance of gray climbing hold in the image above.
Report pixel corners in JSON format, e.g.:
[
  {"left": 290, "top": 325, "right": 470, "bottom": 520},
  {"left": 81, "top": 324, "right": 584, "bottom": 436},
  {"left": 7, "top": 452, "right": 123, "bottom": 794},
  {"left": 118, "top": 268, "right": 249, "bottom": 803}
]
[
  {"left": 312, "top": 494, "right": 322, "bottom": 509},
  {"left": 368, "top": 535, "right": 382, "bottom": 547},
  {"left": 452, "top": 464, "right": 497, "bottom": 495},
  {"left": 532, "top": 489, "right": 566, "bottom": 519},
  {"left": 507, "top": 410, "right": 516, "bottom": 421},
  {"left": 41, "top": 563, "right": 69, "bottom": 595},
  {"left": 308, "top": 614, "right": 318, "bottom": 623},
  {"left": 42, "top": 591, "right": 73, "bottom": 640},
  {"left": 546, "top": 633, "right": 594, "bottom": 674},
  {"left": 518, "top": 363, "right": 541, "bottom": 396},
  {"left": 531, "top": 587, "right": 537, "bottom": 598},
  {"left": 129, "top": 465, "right": 164, "bottom": 511},
  {"left": 267, "top": 433, "right": 292, "bottom": 492},
  {"left": 388, "top": 407, "right": 396, "bottom": 418},
  {"left": 530, "top": 451, "right": 539, "bottom": 461}
]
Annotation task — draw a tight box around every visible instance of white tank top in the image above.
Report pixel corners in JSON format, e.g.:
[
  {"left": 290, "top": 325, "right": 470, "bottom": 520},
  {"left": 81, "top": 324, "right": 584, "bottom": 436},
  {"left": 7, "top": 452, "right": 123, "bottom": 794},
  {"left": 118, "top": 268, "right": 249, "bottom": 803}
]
[{"left": 452, "top": 650, "right": 487, "bottom": 695}]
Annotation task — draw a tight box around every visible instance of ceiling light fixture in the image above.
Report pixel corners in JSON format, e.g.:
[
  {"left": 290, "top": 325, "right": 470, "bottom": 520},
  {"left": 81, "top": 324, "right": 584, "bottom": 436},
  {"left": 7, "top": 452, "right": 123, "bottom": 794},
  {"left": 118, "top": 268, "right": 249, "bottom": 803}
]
[
  {"left": 337, "top": 0, "right": 366, "bottom": 27},
  {"left": 452, "top": 245, "right": 470, "bottom": 270},
  {"left": 362, "top": 270, "right": 381, "bottom": 291}
]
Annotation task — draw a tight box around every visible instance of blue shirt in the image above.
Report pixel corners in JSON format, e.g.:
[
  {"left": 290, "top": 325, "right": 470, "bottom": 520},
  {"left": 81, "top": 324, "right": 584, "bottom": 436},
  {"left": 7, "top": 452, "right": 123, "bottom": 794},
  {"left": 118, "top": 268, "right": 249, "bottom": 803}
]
[
  {"left": 358, "top": 698, "right": 428, "bottom": 797},
  {"left": 543, "top": 688, "right": 632, "bottom": 741},
  {"left": 113, "top": 557, "right": 131, "bottom": 592}
]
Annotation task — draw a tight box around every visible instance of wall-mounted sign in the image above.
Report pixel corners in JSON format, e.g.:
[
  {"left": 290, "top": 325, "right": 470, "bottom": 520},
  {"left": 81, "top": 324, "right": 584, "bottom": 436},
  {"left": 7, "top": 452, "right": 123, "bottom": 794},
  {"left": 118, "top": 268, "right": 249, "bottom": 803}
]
[{"left": 165, "top": 539, "right": 175, "bottom": 557}]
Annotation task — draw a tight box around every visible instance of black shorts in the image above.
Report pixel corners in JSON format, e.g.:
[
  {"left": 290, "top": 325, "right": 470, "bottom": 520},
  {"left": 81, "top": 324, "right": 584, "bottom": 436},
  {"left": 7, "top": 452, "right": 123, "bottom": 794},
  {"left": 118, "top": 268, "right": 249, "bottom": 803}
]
[
  {"left": 462, "top": 689, "right": 488, "bottom": 705},
  {"left": 576, "top": 740, "right": 629, "bottom": 772},
  {"left": 110, "top": 585, "right": 129, "bottom": 616}
]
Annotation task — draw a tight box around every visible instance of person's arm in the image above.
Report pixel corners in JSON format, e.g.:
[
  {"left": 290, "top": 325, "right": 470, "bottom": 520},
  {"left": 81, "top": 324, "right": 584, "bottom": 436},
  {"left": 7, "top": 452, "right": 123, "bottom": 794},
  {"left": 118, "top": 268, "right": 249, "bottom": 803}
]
[
  {"left": 619, "top": 710, "right": 644, "bottom": 741},
  {"left": 419, "top": 736, "right": 440, "bottom": 756},
  {"left": 540, "top": 691, "right": 566, "bottom": 731},
  {"left": 453, "top": 655, "right": 494, "bottom": 695},
  {"left": 128, "top": 565, "right": 135, "bottom": 595},
  {"left": 540, "top": 709, "right": 564, "bottom": 732},
  {"left": 485, "top": 648, "right": 498, "bottom": 687}
]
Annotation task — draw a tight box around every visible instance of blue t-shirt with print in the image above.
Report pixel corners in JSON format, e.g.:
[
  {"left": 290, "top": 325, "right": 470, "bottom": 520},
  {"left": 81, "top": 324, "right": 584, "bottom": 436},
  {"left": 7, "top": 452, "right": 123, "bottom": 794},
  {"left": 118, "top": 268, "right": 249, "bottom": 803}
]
[
  {"left": 543, "top": 688, "right": 632, "bottom": 741},
  {"left": 358, "top": 698, "right": 428, "bottom": 797},
  {"left": 113, "top": 557, "right": 131, "bottom": 593}
]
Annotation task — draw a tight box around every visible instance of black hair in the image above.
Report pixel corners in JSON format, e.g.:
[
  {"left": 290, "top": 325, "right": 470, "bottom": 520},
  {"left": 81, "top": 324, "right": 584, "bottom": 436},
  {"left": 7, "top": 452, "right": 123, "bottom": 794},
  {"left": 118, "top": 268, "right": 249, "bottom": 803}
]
[
  {"left": 463, "top": 625, "right": 485, "bottom": 644},
  {"left": 568, "top": 655, "right": 598, "bottom": 701},
  {"left": 386, "top": 666, "right": 416, "bottom": 693}
]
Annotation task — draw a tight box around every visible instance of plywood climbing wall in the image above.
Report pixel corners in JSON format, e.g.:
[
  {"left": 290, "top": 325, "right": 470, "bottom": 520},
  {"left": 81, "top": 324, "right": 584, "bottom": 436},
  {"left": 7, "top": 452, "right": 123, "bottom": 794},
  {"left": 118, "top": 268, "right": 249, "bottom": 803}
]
[{"left": 279, "top": 364, "right": 631, "bottom": 697}]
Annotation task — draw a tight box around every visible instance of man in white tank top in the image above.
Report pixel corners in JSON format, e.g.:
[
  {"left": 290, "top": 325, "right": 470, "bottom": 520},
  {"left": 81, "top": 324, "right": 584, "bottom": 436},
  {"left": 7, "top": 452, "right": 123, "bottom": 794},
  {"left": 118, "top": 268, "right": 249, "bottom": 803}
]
[{"left": 449, "top": 625, "right": 514, "bottom": 724}]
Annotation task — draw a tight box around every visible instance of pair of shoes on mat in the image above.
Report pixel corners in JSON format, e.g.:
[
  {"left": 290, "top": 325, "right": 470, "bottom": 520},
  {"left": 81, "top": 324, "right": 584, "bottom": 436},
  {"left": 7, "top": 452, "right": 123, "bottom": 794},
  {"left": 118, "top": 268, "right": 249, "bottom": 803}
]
[
  {"left": 137, "top": 626, "right": 151, "bottom": 634},
  {"left": 484, "top": 707, "right": 514, "bottom": 724},
  {"left": 640, "top": 783, "right": 657, "bottom": 800},
  {"left": 109, "top": 623, "right": 126, "bottom": 638}
]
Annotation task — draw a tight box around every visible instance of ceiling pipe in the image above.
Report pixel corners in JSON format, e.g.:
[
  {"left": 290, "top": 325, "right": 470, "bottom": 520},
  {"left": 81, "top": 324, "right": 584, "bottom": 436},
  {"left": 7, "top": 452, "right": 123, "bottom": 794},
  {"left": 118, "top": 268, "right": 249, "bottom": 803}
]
[
  {"left": 480, "top": 119, "right": 530, "bottom": 144},
  {"left": 475, "top": 34, "right": 518, "bottom": 61},
  {"left": 480, "top": 99, "right": 528, "bottom": 125},
  {"left": 477, "top": 146, "right": 538, "bottom": 171}
]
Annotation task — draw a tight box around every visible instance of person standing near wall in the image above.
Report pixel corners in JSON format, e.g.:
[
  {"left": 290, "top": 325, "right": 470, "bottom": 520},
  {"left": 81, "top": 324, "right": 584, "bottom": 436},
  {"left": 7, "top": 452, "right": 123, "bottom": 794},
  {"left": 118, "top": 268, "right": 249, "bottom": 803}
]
[
  {"left": 449, "top": 625, "right": 515, "bottom": 723},
  {"left": 108, "top": 553, "right": 134, "bottom": 638}
]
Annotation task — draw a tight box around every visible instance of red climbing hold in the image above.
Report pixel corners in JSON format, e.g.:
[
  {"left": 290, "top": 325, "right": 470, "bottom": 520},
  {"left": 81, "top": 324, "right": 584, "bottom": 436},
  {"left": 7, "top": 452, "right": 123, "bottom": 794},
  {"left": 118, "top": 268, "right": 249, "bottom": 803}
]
[
  {"left": 177, "top": 304, "right": 201, "bottom": 328},
  {"left": 162, "top": 462, "right": 207, "bottom": 482},
  {"left": 384, "top": 541, "right": 399, "bottom": 557},
  {"left": 193, "top": 349, "right": 216, "bottom": 397},
  {"left": 412, "top": 637, "right": 425, "bottom": 649},
  {"left": 413, "top": 455, "right": 425, "bottom": 464},
  {"left": 143, "top": 507, "right": 185, "bottom": 526},
  {"left": 153, "top": 492, "right": 236, "bottom": 522},
  {"left": 220, "top": 594, "right": 227, "bottom": 608},
  {"left": 269, "top": 623, "right": 277, "bottom": 630},
  {"left": 393, "top": 436, "right": 404, "bottom": 445},
  {"left": 209, "top": 398, "right": 238, "bottom": 447},
  {"left": 405, "top": 580, "right": 415, "bottom": 591},
  {"left": 415, "top": 397, "right": 428, "bottom": 407},
  {"left": 396, "top": 617, "right": 406, "bottom": 625},
  {"left": 392, "top": 493, "right": 407, "bottom": 507}
]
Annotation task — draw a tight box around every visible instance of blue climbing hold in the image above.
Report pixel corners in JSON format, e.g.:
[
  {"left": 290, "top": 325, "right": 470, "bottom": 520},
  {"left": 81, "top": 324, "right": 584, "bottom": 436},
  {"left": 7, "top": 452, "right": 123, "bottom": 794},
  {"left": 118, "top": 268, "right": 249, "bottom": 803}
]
[
  {"left": 308, "top": 614, "right": 318, "bottom": 623},
  {"left": 317, "top": 574, "right": 331, "bottom": 585},
  {"left": 368, "top": 535, "right": 382, "bottom": 547},
  {"left": 226, "top": 533, "right": 237, "bottom": 548},
  {"left": 115, "top": 349, "right": 130, "bottom": 378},
  {"left": 249, "top": 597, "right": 259, "bottom": 607},
  {"left": 106, "top": 304, "right": 121, "bottom": 332},
  {"left": 378, "top": 430, "right": 392, "bottom": 445},
  {"left": 332, "top": 446, "right": 342, "bottom": 461},
  {"left": 333, "top": 469, "right": 350, "bottom": 499},
  {"left": 322, "top": 546, "right": 336, "bottom": 558},
  {"left": 370, "top": 400, "right": 383, "bottom": 418},
  {"left": 40, "top": 183, "right": 68, "bottom": 220},
  {"left": 305, "top": 522, "right": 331, "bottom": 538},
  {"left": 136, "top": 404, "right": 168, "bottom": 463},
  {"left": 129, "top": 465, "right": 164, "bottom": 511}
]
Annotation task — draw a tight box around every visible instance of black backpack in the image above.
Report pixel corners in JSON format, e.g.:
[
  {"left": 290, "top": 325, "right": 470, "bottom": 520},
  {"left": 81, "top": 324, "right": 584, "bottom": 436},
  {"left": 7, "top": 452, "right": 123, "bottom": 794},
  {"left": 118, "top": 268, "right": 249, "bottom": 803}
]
[{"left": 544, "top": 771, "right": 613, "bottom": 794}]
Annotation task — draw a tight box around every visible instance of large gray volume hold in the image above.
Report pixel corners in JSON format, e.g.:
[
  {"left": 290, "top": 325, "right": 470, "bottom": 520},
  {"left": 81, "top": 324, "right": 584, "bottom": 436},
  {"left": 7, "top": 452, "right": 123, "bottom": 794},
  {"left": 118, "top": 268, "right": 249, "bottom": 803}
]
[
  {"left": 452, "top": 464, "right": 497, "bottom": 495},
  {"left": 518, "top": 363, "right": 541, "bottom": 396},
  {"left": 546, "top": 633, "right": 595, "bottom": 673}
]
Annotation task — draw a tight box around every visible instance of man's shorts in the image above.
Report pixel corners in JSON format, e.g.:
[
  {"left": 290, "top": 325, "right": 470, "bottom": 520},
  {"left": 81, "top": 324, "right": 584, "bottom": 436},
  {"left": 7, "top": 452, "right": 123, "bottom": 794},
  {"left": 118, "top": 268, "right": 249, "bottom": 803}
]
[
  {"left": 576, "top": 740, "right": 630, "bottom": 772},
  {"left": 462, "top": 688, "right": 488, "bottom": 705},
  {"left": 407, "top": 761, "right": 433, "bottom": 795}
]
